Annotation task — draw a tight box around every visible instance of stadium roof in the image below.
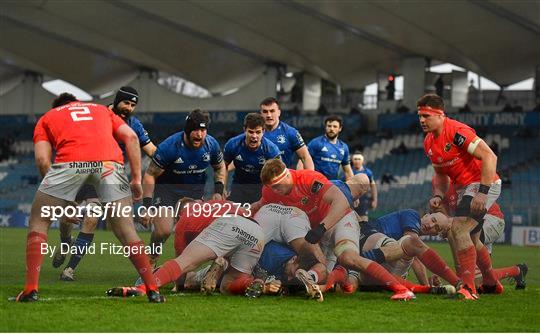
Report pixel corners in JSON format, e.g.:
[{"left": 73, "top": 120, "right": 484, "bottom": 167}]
[{"left": 1, "top": 0, "right": 539, "bottom": 96}]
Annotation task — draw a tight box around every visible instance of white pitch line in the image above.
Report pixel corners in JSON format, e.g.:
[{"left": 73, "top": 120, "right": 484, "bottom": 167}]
[{"left": 9, "top": 293, "right": 188, "bottom": 302}]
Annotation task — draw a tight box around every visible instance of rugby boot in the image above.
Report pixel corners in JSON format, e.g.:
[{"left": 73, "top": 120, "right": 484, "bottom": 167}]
[
  {"left": 201, "top": 257, "right": 228, "bottom": 295},
  {"left": 106, "top": 286, "right": 144, "bottom": 297},
  {"left": 60, "top": 267, "right": 75, "bottom": 281},
  {"left": 390, "top": 289, "right": 416, "bottom": 301},
  {"left": 147, "top": 289, "right": 165, "bottom": 303},
  {"left": 514, "top": 263, "right": 528, "bottom": 290},
  {"left": 295, "top": 269, "right": 323, "bottom": 302},
  {"left": 10, "top": 290, "right": 39, "bottom": 302},
  {"left": 52, "top": 237, "right": 72, "bottom": 268}
]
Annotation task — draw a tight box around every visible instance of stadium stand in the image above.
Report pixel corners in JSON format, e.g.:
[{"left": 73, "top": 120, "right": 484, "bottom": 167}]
[{"left": 1, "top": 111, "right": 539, "bottom": 229}]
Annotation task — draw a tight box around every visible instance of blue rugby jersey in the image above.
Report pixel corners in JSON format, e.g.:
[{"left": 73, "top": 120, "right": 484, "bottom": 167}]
[
  {"left": 364, "top": 209, "right": 421, "bottom": 240},
  {"left": 263, "top": 121, "right": 305, "bottom": 168},
  {"left": 152, "top": 131, "right": 222, "bottom": 197},
  {"left": 308, "top": 135, "right": 350, "bottom": 180},
  {"left": 224, "top": 134, "right": 280, "bottom": 184}
]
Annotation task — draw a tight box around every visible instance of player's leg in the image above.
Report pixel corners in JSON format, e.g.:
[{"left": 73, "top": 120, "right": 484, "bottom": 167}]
[
  {"left": 52, "top": 217, "right": 74, "bottom": 268},
  {"left": 471, "top": 231, "right": 503, "bottom": 293},
  {"left": 333, "top": 212, "right": 414, "bottom": 300},
  {"left": 220, "top": 217, "right": 264, "bottom": 296},
  {"left": 13, "top": 163, "right": 86, "bottom": 302},
  {"left": 61, "top": 196, "right": 101, "bottom": 281},
  {"left": 105, "top": 196, "right": 162, "bottom": 301},
  {"left": 152, "top": 216, "right": 262, "bottom": 292},
  {"left": 148, "top": 207, "right": 176, "bottom": 267},
  {"left": 399, "top": 234, "right": 459, "bottom": 286},
  {"left": 285, "top": 218, "right": 328, "bottom": 285},
  {"left": 15, "top": 191, "right": 68, "bottom": 301},
  {"left": 494, "top": 263, "right": 528, "bottom": 289},
  {"left": 99, "top": 164, "right": 163, "bottom": 302}
]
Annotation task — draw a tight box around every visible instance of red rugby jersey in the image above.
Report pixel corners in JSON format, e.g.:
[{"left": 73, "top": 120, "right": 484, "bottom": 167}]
[
  {"left": 33, "top": 101, "right": 125, "bottom": 163},
  {"left": 260, "top": 169, "right": 349, "bottom": 228},
  {"left": 424, "top": 117, "right": 499, "bottom": 186}
]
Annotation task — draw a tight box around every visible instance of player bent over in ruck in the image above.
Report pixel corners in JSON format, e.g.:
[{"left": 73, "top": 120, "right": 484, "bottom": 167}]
[
  {"left": 107, "top": 200, "right": 269, "bottom": 298},
  {"left": 251, "top": 159, "right": 415, "bottom": 300},
  {"left": 12, "top": 93, "right": 163, "bottom": 303}
]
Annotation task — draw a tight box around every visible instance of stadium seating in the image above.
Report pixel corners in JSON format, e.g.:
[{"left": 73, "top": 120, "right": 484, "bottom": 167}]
[{"left": 1, "top": 120, "right": 538, "bottom": 226}]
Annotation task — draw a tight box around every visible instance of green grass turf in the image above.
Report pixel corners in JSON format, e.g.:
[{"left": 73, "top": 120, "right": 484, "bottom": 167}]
[{"left": 1, "top": 227, "right": 539, "bottom": 332}]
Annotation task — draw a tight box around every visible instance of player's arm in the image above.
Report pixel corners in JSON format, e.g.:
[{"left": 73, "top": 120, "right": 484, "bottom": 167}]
[
  {"left": 34, "top": 141, "right": 52, "bottom": 178},
  {"left": 295, "top": 146, "right": 314, "bottom": 170},
  {"left": 139, "top": 161, "right": 165, "bottom": 226},
  {"left": 468, "top": 137, "right": 498, "bottom": 214},
  {"left": 430, "top": 170, "right": 450, "bottom": 212},
  {"left": 342, "top": 146, "right": 353, "bottom": 181},
  {"left": 143, "top": 161, "right": 164, "bottom": 199},
  {"left": 115, "top": 124, "right": 142, "bottom": 200},
  {"left": 141, "top": 142, "right": 157, "bottom": 158},
  {"left": 370, "top": 179, "right": 378, "bottom": 209},
  {"left": 468, "top": 137, "right": 497, "bottom": 185},
  {"left": 305, "top": 186, "right": 350, "bottom": 244},
  {"left": 212, "top": 161, "right": 227, "bottom": 200},
  {"left": 342, "top": 164, "right": 354, "bottom": 181}
]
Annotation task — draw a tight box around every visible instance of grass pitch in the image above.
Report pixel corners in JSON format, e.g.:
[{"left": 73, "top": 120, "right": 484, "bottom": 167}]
[{"left": 1, "top": 227, "right": 539, "bottom": 332}]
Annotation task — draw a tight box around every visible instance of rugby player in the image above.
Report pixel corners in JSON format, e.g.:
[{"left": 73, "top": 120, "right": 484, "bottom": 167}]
[
  {"left": 305, "top": 115, "right": 354, "bottom": 180},
  {"left": 351, "top": 152, "right": 378, "bottom": 222},
  {"left": 13, "top": 93, "right": 163, "bottom": 302},
  {"left": 171, "top": 202, "right": 325, "bottom": 300},
  {"left": 420, "top": 211, "right": 528, "bottom": 291},
  {"left": 224, "top": 113, "right": 280, "bottom": 203},
  {"left": 330, "top": 174, "right": 459, "bottom": 287},
  {"left": 140, "top": 109, "right": 226, "bottom": 266},
  {"left": 251, "top": 159, "right": 415, "bottom": 300},
  {"left": 253, "top": 203, "right": 328, "bottom": 300},
  {"left": 259, "top": 97, "right": 314, "bottom": 170},
  {"left": 55, "top": 86, "right": 157, "bottom": 281},
  {"left": 108, "top": 199, "right": 268, "bottom": 297},
  {"left": 418, "top": 93, "right": 502, "bottom": 299}
]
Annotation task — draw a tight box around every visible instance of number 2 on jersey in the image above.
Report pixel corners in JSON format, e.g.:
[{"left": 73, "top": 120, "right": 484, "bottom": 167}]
[{"left": 69, "top": 106, "right": 93, "bottom": 122}]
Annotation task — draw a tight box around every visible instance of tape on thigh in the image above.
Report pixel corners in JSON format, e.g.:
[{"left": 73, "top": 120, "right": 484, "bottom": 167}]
[{"left": 334, "top": 239, "right": 359, "bottom": 257}]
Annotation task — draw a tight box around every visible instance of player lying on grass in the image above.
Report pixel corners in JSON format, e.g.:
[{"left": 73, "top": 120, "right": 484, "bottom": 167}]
[
  {"left": 332, "top": 174, "right": 461, "bottom": 288},
  {"left": 251, "top": 159, "right": 415, "bottom": 301},
  {"left": 175, "top": 241, "right": 319, "bottom": 299},
  {"left": 252, "top": 203, "right": 329, "bottom": 301},
  {"left": 108, "top": 199, "right": 275, "bottom": 297},
  {"left": 142, "top": 202, "right": 326, "bottom": 300},
  {"left": 420, "top": 211, "right": 528, "bottom": 292}
]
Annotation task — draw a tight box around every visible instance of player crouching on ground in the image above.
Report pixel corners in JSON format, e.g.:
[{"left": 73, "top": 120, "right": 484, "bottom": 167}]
[{"left": 107, "top": 199, "right": 278, "bottom": 298}]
